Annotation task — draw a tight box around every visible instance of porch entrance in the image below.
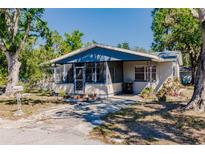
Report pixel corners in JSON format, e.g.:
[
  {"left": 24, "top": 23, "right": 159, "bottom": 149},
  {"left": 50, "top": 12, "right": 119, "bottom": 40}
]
[{"left": 74, "top": 65, "right": 85, "bottom": 94}]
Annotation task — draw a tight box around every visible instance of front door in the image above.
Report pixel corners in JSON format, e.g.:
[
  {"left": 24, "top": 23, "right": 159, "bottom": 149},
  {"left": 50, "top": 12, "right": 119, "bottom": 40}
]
[{"left": 74, "top": 66, "right": 85, "bottom": 94}]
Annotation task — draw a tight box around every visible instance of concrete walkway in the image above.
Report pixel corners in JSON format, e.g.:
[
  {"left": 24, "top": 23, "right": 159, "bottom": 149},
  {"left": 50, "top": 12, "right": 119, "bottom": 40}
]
[{"left": 0, "top": 96, "right": 138, "bottom": 144}]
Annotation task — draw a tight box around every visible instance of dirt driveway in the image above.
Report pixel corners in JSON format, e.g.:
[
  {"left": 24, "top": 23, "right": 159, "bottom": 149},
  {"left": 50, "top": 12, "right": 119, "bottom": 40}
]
[
  {"left": 0, "top": 104, "right": 103, "bottom": 144},
  {"left": 0, "top": 96, "right": 137, "bottom": 144}
]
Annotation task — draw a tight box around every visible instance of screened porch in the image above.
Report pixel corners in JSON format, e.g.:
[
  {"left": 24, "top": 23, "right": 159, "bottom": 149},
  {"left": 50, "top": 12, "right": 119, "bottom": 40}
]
[{"left": 53, "top": 60, "right": 157, "bottom": 95}]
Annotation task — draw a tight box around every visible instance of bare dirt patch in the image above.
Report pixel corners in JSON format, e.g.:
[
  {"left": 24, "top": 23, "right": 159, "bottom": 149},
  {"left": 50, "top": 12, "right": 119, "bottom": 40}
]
[
  {"left": 0, "top": 93, "right": 65, "bottom": 120},
  {"left": 90, "top": 86, "right": 205, "bottom": 144}
]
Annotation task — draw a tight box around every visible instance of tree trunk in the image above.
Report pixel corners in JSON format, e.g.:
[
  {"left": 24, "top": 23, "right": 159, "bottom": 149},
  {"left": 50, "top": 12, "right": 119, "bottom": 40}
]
[
  {"left": 185, "top": 22, "right": 205, "bottom": 111},
  {"left": 4, "top": 52, "right": 21, "bottom": 95},
  {"left": 190, "top": 53, "right": 196, "bottom": 84}
]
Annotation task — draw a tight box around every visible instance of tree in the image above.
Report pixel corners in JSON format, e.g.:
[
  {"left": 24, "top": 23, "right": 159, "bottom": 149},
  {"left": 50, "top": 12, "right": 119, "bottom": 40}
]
[
  {"left": 117, "top": 42, "right": 130, "bottom": 49},
  {"left": 84, "top": 40, "right": 97, "bottom": 47},
  {"left": 152, "top": 9, "right": 202, "bottom": 84},
  {"left": 45, "top": 30, "right": 70, "bottom": 56},
  {"left": 134, "top": 46, "right": 150, "bottom": 52},
  {"left": 64, "top": 30, "right": 84, "bottom": 51},
  {"left": 185, "top": 9, "right": 205, "bottom": 111},
  {"left": 46, "top": 30, "right": 84, "bottom": 56},
  {"left": 0, "top": 9, "right": 49, "bottom": 95},
  {"left": 19, "top": 37, "right": 56, "bottom": 88}
]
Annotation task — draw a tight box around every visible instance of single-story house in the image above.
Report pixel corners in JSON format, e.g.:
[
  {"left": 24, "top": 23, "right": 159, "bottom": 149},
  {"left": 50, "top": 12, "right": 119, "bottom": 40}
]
[{"left": 46, "top": 44, "right": 182, "bottom": 97}]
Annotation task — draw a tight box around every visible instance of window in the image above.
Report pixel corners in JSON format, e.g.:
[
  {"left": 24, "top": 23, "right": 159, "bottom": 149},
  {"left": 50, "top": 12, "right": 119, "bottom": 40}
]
[
  {"left": 86, "top": 63, "right": 95, "bottom": 82},
  {"left": 135, "top": 66, "right": 156, "bottom": 81},
  {"left": 135, "top": 66, "right": 145, "bottom": 81}
]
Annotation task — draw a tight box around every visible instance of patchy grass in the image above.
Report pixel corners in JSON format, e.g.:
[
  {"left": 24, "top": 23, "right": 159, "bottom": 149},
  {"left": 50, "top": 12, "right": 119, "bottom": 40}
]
[
  {"left": 90, "top": 86, "right": 205, "bottom": 144},
  {"left": 0, "top": 93, "right": 65, "bottom": 120}
]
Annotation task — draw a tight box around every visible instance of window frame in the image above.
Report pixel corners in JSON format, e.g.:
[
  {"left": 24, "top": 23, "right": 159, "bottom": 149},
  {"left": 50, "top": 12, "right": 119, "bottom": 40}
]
[
  {"left": 134, "top": 65, "right": 157, "bottom": 82},
  {"left": 135, "top": 65, "right": 146, "bottom": 81}
]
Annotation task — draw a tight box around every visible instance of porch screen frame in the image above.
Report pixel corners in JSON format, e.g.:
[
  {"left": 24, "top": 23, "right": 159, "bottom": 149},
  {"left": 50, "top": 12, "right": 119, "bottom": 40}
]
[{"left": 85, "top": 62, "right": 106, "bottom": 84}]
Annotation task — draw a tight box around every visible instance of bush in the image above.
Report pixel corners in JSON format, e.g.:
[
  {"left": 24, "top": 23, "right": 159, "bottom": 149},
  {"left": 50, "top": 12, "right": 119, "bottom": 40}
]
[
  {"left": 0, "top": 74, "right": 7, "bottom": 86},
  {"left": 59, "top": 89, "right": 66, "bottom": 97},
  {"left": 157, "top": 78, "right": 182, "bottom": 102},
  {"left": 140, "top": 87, "right": 155, "bottom": 99}
]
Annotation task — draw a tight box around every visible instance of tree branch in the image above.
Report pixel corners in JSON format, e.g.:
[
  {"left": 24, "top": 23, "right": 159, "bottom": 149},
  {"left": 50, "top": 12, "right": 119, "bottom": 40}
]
[
  {"left": 191, "top": 8, "right": 205, "bottom": 22},
  {"left": 16, "top": 19, "right": 31, "bottom": 55},
  {"left": 191, "top": 9, "right": 199, "bottom": 19},
  {"left": 3, "top": 9, "right": 13, "bottom": 34},
  {"left": 198, "top": 8, "right": 205, "bottom": 22},
  {"left": 12, "top": 9, "right": 20, "bottom": 42}
]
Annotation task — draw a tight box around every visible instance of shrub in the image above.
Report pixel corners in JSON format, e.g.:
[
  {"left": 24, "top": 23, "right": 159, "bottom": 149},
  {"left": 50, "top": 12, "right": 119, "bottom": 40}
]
[
  {"left": 0, "top": 74, "right": 7, "bottom": 86},
  {"left": 140, "top": 87, "right": 155, "bottom": 99},
  {"left": 156, "top": 78, "right": 182, "bottom": 102},
  {"left": 59, "top": 89, "right": 66, "bottom": 97}
]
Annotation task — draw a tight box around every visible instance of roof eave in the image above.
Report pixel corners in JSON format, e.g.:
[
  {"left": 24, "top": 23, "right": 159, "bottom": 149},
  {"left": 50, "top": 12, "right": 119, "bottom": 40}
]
[{"left": 46, "top": 44, "right": 169, "bottom": 64}]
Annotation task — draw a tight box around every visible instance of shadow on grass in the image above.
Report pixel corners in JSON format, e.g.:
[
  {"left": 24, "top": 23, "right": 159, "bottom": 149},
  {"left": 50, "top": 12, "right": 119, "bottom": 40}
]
[
  {"left": 0, "top": 97, "right": 65, "bottom": 105},
  {"left": 92, "top": 101, "right": 205, "bottom": 144},
  {"left": 53, "top": 98, "right": 137, "bottom": 125}
]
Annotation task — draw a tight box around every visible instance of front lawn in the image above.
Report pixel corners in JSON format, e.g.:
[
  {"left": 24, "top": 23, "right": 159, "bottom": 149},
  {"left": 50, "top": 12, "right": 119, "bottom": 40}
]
[
  {"left": 90, "top": 86, "right": 205, "bottom": 144},
  {"left": 0, "top": 93, "right": 65, "bottom": 120}
]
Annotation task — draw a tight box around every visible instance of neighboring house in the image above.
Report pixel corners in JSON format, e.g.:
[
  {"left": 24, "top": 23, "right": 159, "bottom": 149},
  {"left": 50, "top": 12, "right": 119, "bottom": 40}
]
[
  {"left": 46, "top": 44, "right": 182, "bottom": 97},
  {"left": 180, "top": 66, "right": 192, "bottom": 85}
]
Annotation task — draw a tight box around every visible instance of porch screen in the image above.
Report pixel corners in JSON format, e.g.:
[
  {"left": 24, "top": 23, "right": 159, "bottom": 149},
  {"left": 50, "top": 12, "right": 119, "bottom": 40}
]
[
  {"left": 66, "top": 65, "right": 74, "bottom": 83},
  {"left": 96, "top": 62, "right": 105, "bottom": 83},
  {"left": 85, "top": 62, "right": 105, "bottom": 83},
  {"left": 108, "top": 61, "right": 123, "bottom": 83},
  {"left": 54, "top": 66, "right": 63, "bottom": 83},
  {"left": 86, "top": 63, "right": 95, "bottom": 82}
]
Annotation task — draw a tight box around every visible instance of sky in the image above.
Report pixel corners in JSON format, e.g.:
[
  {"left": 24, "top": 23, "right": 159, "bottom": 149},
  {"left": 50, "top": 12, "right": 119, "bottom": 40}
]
[{"left": 44, "top": 8, "right": 154, "bottom": 50}]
